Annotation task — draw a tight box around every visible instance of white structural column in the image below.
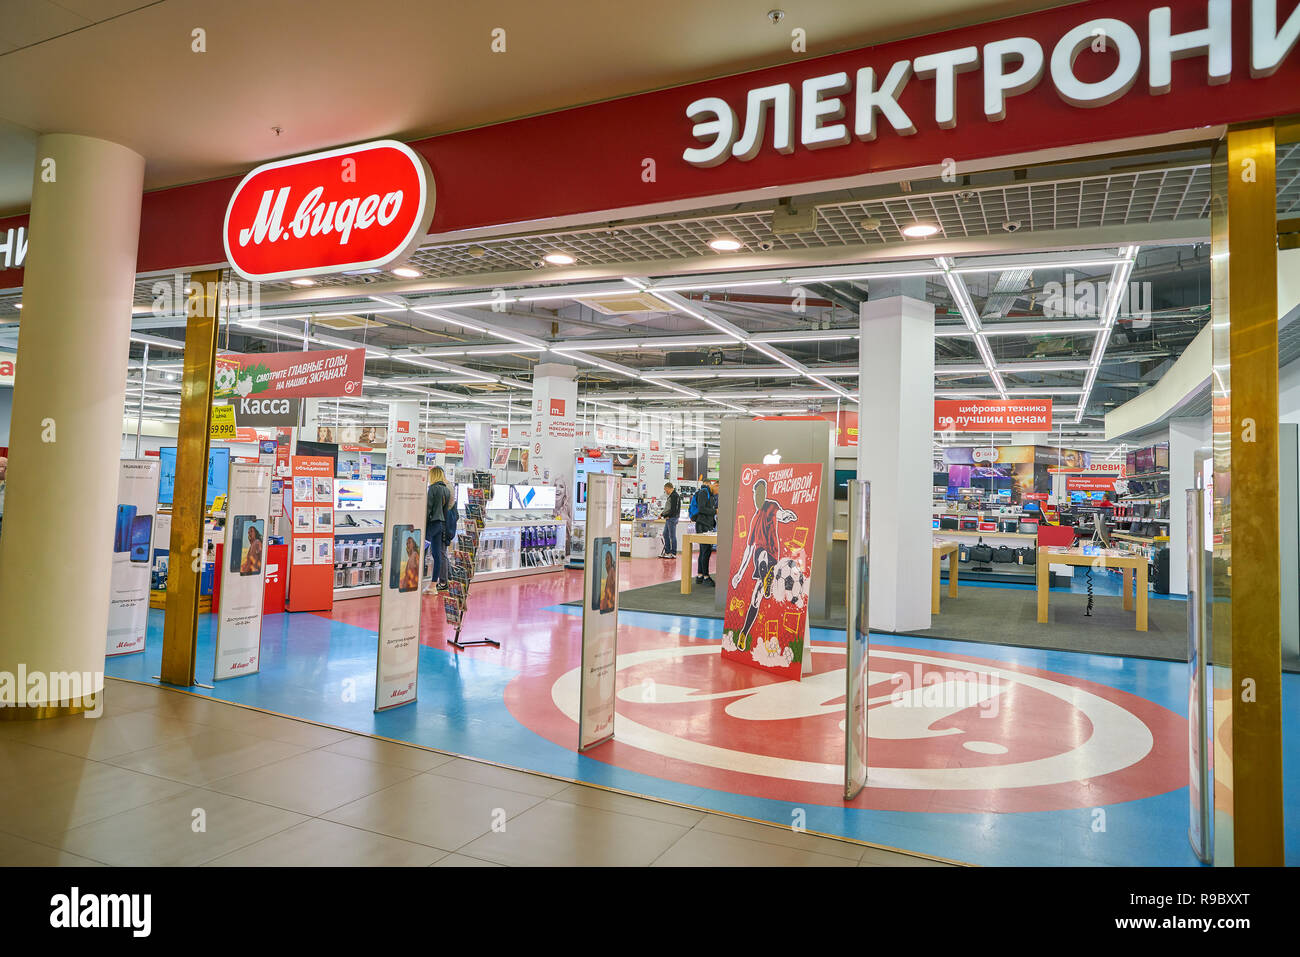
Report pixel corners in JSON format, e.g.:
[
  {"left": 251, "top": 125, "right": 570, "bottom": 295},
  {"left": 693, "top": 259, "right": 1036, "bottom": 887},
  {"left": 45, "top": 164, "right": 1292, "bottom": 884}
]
[
  {"left": 1169, "top": 416, "right": 1211, "bottom": 596},
  {"left": 858, "top": 296, "right": 936, "bottom": 633},
  {"left": 528, "top": 362, "right": 578, "bottom": 485},
  {"left": 0, "top": 134, "right": 145, "bottom": 709}
]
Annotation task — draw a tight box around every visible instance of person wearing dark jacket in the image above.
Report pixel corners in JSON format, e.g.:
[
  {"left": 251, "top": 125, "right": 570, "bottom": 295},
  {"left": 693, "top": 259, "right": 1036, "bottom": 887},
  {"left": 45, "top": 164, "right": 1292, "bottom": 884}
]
[
  {"left": 692, "top": 480, "right": 719, "bottom": 585},
  {"left": 660, "top": 482, "right": 681, "bottom": 557},
  {"left": 424, "top": 467, "right": 452, "bottom": 594}
]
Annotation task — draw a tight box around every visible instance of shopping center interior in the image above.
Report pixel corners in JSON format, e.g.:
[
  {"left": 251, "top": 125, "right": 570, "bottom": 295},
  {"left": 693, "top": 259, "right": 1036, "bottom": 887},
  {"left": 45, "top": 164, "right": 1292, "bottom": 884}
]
[{"left": 0, "top": 0, "right": 1298, "bottom": 869}]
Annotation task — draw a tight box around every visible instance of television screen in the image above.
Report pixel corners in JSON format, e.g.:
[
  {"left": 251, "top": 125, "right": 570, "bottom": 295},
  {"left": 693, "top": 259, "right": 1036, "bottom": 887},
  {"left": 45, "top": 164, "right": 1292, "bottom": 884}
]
[
  {"left": 1154, "top": 444, "right": 1169, "bottom": 469},
  {"left": 1126, "top": 451, "right": 1137, "bottom": 475},
  {"left": 834, "top": 468, "right": 855, "bottom": 501},
  {"left": 158, "top": 446, "right": 230, "bottom": 509},
  {"left": 1023, "top": 500, "right": 1041, "bottom": 512},
  {"left": 1135, "top": 447, "right": 1155, "bottom": 473}
]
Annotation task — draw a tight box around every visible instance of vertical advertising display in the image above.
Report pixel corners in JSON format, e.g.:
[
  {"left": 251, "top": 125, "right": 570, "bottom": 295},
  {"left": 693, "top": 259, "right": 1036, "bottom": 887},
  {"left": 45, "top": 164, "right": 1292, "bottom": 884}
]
[
  {"left": 528, "top": 372, "right": 577, "bottom": 484},
  {"left": 722, "top": 462, "right": 823, "bottom": 680},
  {"left": 844, "top": 480, "right": 871, "bottom": 799},
  {"left": 578, "top": 473, "right": 620, "bottom": 750},
  {"left": 214, "top": 463, "right": 273, "bottom": 680},
  {"left": 286, "top": 455, "right": 334, "bottom": 611},
  {"left": 375, "top": 467, "right": 428, "bottom": 710},
  {"left": 386, "top": 400, "right": 420, "bottom": 468},
  {"left": 106, "top": 459, "right": 159, "bottom": 656}
]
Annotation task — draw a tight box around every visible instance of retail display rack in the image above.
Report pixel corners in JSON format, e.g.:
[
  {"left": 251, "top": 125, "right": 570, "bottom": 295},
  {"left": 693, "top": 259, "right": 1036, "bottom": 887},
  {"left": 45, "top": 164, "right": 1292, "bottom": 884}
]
[{"left": 444, "top": 470, "right": 500, "bottom": 650}]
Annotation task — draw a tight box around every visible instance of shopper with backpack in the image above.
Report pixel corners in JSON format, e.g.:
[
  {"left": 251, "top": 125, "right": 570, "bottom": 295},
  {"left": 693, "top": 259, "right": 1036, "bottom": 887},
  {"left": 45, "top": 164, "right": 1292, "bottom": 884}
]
[
  {"left": 424, "top": 467, "right": 452, "bottom": 594},
  {"left": 690, "top": 479, "right": 718, "bottom": 585}
]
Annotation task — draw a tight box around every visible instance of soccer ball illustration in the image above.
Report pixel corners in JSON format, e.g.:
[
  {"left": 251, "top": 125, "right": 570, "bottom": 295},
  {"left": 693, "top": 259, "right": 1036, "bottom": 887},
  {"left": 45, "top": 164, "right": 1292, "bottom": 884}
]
[
  {"left": 214, "top": 364, "right": 238, "bottom": 394},
  {"left": 770, "top": 557, "right": 808, "bottom": 607}
]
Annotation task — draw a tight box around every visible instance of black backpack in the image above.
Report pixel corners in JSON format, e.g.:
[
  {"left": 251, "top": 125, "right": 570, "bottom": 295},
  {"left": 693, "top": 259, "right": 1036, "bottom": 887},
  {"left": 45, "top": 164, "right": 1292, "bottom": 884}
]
[{"left": 444, "top": 497, "right": 459, "bottom": 544}]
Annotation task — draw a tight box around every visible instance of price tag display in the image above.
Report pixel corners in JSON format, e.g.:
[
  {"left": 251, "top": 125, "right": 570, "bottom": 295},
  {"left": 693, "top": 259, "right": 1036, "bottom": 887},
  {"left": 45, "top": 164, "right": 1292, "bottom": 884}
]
[{"left": 210, "top": 404, "right": 237, "bottom": 441}]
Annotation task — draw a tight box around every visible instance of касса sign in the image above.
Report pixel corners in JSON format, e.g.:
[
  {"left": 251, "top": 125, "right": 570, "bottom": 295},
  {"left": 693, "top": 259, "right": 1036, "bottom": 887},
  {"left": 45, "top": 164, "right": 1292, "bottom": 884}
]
[{"left": 223, "top": 140, "right": 435, "bottom": 282}]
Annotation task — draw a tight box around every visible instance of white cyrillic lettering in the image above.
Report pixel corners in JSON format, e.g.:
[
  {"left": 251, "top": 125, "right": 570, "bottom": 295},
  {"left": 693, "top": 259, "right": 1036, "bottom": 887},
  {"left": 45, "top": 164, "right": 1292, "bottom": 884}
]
[
  {"left": 1050, "top": 18, "right": 1142, "bottom": 107},
  {"left": 983, "top": 37, "right": 1045, "bottom": 121},
  {"left": 913, "top": 46, "right": 980, "bottom": 128},
  {"left": 355, "top": 194, "right": 380, "bottom": 230},
  {"left": 1149, "top": 0, "right": 1232, "bottom": 94},
  {"left": 732, "top": 83, "right": 795, "bottom": 161},
  {"left": 377, "top": 191, "right": 403, "bottom": 226},
  {"left": 334, "top": 196, "right": 359, "bottom": 244},
  {"left": 1252, "top": 0, "right": 1300, "bottom": 77},
  {"left": 854, "top": 61, "right": 916, "bottom": 140},
  {"left": 682, "top": 97, "right": 737, "bottom": 167},
  {"left": 0, "top": 227, "right": 27, "bottom": 269},
  {"left": 239, "top": 187, "right": 290, "bottom": 246},
  {"left": 800, "top": 72, "right": 851, "bottom": 149},
  {"left": 291, "top": 186, "right": 323, "bottom": 239}
]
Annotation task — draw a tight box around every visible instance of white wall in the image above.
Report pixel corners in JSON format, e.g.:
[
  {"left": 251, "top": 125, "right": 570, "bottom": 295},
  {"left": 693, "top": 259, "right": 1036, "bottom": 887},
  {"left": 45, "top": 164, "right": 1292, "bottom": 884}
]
[{"left": 1169, "top": 417, "right": 1211, "bottom": 595}]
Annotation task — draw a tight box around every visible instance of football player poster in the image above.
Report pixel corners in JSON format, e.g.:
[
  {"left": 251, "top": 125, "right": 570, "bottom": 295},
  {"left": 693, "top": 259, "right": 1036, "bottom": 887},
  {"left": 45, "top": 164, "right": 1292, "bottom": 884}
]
[{"left": 722, "top": 462, "right": 823, "bottom": 680}]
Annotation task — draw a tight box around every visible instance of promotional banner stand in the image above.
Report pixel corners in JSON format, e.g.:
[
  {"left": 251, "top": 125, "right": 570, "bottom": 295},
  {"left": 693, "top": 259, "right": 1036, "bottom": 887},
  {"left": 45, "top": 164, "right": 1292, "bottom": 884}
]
[
  {"left": 374, "top": 466, "right": 429, "bottom": 711},
  {"left": 844, "top": 479, "right": 871, "bottom": 800},
  {"left": 578, "top": 473, "right": 620, "bottom": 750},
  {"left": 213, "top": 462, "right": 273, "bottom": 681}
]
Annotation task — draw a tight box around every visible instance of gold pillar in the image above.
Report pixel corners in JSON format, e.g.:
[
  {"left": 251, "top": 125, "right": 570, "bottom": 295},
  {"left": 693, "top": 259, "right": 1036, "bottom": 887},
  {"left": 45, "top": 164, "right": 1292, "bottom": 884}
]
[
  {"left": 160, "top": 271, "right": 223, "bottom": 686},
  {"left": 1209, "top": 124, "right": 1284, "bottom": 866}
]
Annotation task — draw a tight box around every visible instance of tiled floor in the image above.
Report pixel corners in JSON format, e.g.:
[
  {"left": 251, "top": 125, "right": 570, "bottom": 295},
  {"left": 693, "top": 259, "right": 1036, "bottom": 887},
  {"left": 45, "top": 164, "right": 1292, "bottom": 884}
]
[{"left": 0, "top": 677, "right": 945, "bottom": 867}]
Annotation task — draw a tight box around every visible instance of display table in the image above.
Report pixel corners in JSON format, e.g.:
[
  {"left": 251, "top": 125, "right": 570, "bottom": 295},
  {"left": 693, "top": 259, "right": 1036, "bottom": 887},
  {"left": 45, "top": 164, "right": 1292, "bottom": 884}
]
[
  {"left": 932, "top": 540, "right": 959, "bottom": 614},
  {"left": 679, "top": 532, "right": 719, "bottom": 594},
  {"left": 1036, "top": 546, "right": 1148, "bottom": 631}
]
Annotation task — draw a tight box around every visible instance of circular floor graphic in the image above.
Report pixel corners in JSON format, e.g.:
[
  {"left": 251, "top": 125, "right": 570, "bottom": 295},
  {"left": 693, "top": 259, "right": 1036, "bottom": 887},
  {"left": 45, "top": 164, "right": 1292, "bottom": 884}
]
[{"left": 505, "top": 630, "right": 1187, "bottom": 812}]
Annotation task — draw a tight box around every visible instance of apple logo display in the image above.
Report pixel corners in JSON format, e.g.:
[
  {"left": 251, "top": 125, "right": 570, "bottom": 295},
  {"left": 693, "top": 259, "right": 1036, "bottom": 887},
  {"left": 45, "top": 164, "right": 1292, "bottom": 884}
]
[{"left": 762, "top": 448, "right": 782, "bottom": 465}]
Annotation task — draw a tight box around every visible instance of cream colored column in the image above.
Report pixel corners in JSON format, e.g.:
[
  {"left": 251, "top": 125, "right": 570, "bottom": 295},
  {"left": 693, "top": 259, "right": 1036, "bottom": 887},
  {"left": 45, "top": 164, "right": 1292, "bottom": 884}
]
[{"left": 0, "top": 134, "right": 144, "bottom": 714}]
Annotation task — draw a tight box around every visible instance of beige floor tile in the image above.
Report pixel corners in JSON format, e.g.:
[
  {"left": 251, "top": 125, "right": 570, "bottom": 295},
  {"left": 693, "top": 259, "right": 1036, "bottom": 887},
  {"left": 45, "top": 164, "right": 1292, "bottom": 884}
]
[
  {"left": 652, "top": 828, "right": 858, "bottom": 867},
  {"left": 430, "top": 853, "right": 504, "bottom": 867},
  {"left": 859, "top": 846, "right": 957, "bottom": 866},
  {"left": 0, "top": 761, "right": 190, "bottom": 845},
  {"left": 205, "top": 749, "right": 420, "bottom": 816},
  {"left": 13, "top": 709, "right": 210, "bottom": 761},
  {"left": 97, "top": 679, "right": 169, "bottom": 717},
  {"left": 694, "top": 814, "right": 865, "bottom": 861},
  {"left": 323, "top": 772, "right": 544, "bottom": 851},
  {"left": 59, "top": 787, "right": 306, "bottom": 866},
  {"left": 428, "top": 757, "right": 571, "bottom": 798},
  {"left": 0, "top": 741, "right": 96, "bottom": 797},
  {"left": 550, "top": 783, "right": 706, "bottom": 828},
  {"left": 459, "top": 798, "right": 688, "bottom": 866},
  {"left": 321, "top": 734, "right": 455, "bottom": 772},
  {"left": 0, "top": 830, "right": 107, "bottom": 866},
  {"left": 106, "top": 727, "right": 307, "bottom": 785},
  {"left": 226, "top": 712, "right": 353, "bottom": 748},
  {"left": 203, "top": 818, "right": 445, "bottom": 866},
  {"left": 143, "top": 692, "right": 257, "bottom": 730}
]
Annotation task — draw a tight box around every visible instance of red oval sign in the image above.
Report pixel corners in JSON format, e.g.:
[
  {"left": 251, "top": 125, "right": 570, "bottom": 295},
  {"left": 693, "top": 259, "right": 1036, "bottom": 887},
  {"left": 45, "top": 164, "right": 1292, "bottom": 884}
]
[{"left": 223, "top": 140, "right": 434, "bottom": 282}]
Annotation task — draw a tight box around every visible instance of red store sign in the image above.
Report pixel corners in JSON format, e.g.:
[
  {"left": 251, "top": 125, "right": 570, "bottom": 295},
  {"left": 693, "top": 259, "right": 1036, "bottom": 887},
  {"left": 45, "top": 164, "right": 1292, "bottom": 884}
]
[
  {"left": 1066, "top": 475, "right": 1117, "bottom": 492},
  {"left": 934, "top": 399, "right": 1053, "bottom": 432},
  {"left": 223, "top": 140, "right": 435, "bottom": 282}
]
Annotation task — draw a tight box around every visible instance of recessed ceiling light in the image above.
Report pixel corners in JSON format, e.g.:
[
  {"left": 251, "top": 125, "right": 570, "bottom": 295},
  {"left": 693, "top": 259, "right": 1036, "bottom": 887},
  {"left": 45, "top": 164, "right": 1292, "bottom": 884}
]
[
  {"left": 467, "top": 245, "right": 487, "bottom": 258},
  {"left": 708, "top": 236, "right": 744, "bottom": 252},
  {"left": 391, "top": 266, "right": 421, "bottom": 279},
  {"left": 13, "top": 302, "right": 21, "bottom": 309},
  {"left": 902, "top": 222, "right": 941, "bottom": 238},
  {"left": 290, "top": 278, "right": 316, "bottom": 287},
  {"left": 543, "top": 251, "right": 576, "bottom": 266}
]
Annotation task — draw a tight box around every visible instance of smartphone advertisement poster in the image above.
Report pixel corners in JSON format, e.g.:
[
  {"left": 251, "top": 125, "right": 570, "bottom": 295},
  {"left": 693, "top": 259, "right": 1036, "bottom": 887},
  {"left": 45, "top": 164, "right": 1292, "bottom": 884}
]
[
  {"left": 578, "top": 472, "right": 620, "bottom": 750},
  {"left": 106, "top": 459, "right": 160, "bottom": 656},
  {"left": 214, "top": 462, "right": 273, "bottom": 680},
  {"left": 374, "top": 466, "right": 428, "bottom": 711}
]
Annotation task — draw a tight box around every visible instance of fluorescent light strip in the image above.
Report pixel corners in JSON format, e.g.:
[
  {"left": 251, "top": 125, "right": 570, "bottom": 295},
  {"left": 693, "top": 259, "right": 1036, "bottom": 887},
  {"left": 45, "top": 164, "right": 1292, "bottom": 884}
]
[
  {"left": 1075, "top": 246, "right": 1139, "bottom": 423},
  {"left": 952, "top": 258, "right": 1129, "bottom": 275},
  {"left": 781, "top": 268, "right": 942, "bottom": 284}
]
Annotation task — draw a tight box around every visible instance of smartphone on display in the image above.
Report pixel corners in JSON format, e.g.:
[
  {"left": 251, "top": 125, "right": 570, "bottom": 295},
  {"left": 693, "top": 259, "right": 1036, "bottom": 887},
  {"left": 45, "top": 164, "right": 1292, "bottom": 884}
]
[
  {"left": 390, "top": 524, "right": 412, "bottom": 589},
  {"left": 114, "top": 504, "right": 137, "bottom": 553},
  {"left": 229, "top": 516, "right": 249, "bottom": 573},
  {"left": 129, "top": 515, "right": 152, "bottom": 563}
]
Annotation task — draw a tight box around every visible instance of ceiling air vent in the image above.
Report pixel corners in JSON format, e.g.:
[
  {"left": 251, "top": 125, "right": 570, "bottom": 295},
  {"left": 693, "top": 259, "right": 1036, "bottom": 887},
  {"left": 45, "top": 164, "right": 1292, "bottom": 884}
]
[{"left": 579, "top": 292, "right": 670, "bottom": 316}]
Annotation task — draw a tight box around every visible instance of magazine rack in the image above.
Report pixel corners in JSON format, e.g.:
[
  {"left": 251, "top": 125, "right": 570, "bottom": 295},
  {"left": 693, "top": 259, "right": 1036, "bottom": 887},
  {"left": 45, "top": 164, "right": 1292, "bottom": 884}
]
[{"left": 443, "top": 469, "right": 502, "bottom": 650}]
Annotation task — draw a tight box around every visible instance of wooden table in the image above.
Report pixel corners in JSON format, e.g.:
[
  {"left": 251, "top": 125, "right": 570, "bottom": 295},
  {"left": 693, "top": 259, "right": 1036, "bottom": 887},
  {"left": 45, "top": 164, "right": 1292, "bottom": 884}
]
[
  {"left": 932, "top": 541, "right": 959, "bottom": 614},
  {"left": 1036, "top": 546, "right": 1148, "bottom": 631},
  {"left": 679, "top": 532, "right": 719, "bottom": 594}
]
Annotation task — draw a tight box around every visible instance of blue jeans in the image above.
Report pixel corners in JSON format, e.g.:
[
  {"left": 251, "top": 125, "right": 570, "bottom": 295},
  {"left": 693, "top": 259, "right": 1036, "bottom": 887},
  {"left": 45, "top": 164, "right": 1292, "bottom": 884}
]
[
  {"left": 663, "top": 518, "right": 678, "bottom": 554},
  {"left": 426, "top": 521, "right": 446, "bottom": 583}
]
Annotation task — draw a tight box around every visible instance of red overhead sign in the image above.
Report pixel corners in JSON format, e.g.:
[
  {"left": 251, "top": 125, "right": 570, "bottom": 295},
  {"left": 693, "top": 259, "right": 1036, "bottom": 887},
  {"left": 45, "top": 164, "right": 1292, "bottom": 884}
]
[
  {"left": 223, "top": 140, "right": 434, "bottom": 282},
  {"left": 934, "top": 399, "right": 1053, "bottom": 432}
]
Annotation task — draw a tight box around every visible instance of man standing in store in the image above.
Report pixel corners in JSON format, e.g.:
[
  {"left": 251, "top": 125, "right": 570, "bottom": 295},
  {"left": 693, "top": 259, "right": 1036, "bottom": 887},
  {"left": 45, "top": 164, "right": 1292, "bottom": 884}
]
[
  {"left": 424, "top": 466, "right": 452, "bottom": 594},
  {"left": 660, "top": 481, "right": 681, "bottom": 558},
  {"left": 690, "top": 479, "right": 719, "bottom": 586}
]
